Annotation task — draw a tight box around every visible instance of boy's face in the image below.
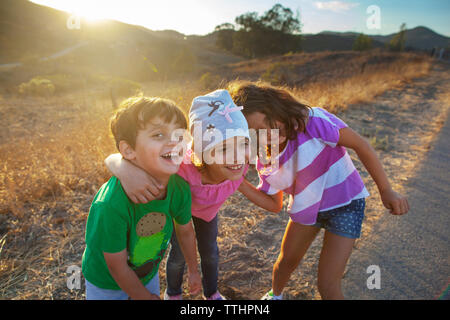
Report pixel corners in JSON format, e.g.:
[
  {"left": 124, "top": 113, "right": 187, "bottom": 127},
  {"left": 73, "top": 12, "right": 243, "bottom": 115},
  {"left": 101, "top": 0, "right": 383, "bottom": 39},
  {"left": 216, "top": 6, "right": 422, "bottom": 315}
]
[{"left": 121, "top": 117, "right": 187, "bottom": 179}]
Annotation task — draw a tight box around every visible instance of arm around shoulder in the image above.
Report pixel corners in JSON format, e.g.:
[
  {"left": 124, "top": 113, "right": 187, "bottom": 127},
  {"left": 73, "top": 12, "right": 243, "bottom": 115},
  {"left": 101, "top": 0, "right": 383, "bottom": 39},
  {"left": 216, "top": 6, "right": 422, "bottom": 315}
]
[{"left": 104, "top": 153, "right": 163, "bottom": 203}]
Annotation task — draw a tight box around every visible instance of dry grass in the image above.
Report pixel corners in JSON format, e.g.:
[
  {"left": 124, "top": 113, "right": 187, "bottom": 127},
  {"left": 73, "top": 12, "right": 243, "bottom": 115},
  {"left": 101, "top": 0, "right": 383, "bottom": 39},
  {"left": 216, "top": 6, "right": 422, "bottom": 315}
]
[
  {"left": 224, "top": 50, "right": 432, "bottom": 112},
  {"left": 0, "top": 51, "right": 435, "bottom": 299},
  {"left": 294, "top": 55, "right": 432, "bottom": 112}
]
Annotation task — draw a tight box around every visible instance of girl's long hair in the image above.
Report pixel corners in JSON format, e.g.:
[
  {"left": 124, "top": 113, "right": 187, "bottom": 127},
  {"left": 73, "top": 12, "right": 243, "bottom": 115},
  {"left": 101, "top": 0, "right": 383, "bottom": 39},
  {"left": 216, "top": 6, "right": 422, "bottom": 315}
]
[{"left": 227, "top": 80, "right": 311, "bottom": 140}]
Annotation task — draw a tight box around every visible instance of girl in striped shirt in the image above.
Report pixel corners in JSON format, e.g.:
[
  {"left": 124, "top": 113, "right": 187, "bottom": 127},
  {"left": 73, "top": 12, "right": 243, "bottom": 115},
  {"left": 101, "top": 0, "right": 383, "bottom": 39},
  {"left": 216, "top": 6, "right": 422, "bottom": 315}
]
[{"left": 228, "top": 81, "right": 409, "bottom": 300}]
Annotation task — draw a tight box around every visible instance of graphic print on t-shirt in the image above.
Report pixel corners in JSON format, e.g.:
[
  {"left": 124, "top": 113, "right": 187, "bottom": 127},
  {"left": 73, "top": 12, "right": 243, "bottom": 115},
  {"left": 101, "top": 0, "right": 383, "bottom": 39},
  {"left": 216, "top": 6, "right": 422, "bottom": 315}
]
[
  {"left": 136, "top": 212, "right": 166, "bottom": 237},
  {"left": 131, "top": 212, "right": 168, "bottom": 270}
]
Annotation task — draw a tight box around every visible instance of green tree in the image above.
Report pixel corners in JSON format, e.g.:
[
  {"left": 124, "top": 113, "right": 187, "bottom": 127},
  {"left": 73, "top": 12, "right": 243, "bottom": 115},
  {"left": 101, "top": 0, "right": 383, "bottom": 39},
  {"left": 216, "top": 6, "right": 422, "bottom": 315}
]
[
  {"left": 214, "top": 23, "right": 235, "bottom": 51},
  {"left": 230, "top": 4, "right": 302, "bottom": 58},
  {"left": 261, "top": 3, "right": 301, "bottom": 34},
  {"left": 389, "top": 23, "right": 407, "bottom": 52},
  {"left": 353, "top": 33, "right": 373, "bottom": 51}
]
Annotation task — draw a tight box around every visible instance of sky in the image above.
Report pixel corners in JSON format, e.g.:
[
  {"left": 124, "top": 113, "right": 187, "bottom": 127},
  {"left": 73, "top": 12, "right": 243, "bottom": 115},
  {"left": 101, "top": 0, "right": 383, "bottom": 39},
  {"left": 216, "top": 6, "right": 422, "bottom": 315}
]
[{"left": 30, "top": 0, "right": 450, "bottom": 37}]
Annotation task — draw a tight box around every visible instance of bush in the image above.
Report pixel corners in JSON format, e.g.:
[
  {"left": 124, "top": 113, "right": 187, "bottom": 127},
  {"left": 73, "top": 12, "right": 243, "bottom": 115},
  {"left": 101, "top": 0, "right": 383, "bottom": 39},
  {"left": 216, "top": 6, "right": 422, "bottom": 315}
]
[
  {"left": 198, "top": 72, "right": 222, "bottom": 90},
  {"left": 388, "top": 23, "right": 407, "bottom": 52},
  {"left": 353, "top": 34, "right": 373, "bottom": 51},
  {"left": 108, "top": 77, "right": 142, "bottom": 97},
  {"left": 261, "top": 62, "right": 293, "bottom": 85},
  {"left": 18, "top": 77, "right": 55, "bottom": 97}
]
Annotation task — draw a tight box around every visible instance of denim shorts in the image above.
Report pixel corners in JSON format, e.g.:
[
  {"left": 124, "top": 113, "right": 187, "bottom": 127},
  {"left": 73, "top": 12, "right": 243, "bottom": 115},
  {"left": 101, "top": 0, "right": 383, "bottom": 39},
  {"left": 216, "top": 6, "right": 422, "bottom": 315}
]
[
  {"left": 85, "top": 273, "right": 159, "bottom": 300},
  {"left": 311, "top": 198, "right": 366, "bottom": 239}
]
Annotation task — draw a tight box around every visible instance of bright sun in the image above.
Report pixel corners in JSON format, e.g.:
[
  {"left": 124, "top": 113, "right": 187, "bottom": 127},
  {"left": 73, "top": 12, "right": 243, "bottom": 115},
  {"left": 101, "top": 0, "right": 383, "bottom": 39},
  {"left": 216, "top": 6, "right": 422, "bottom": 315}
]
[
  {"left": 66, "top": 3, "right": 112, "bottom": 22},
  {"left": 31, "top": 0, "right": 121, "bottom": 22},
  {"left": 29, "top": 0, "right": 225, "bottom": 36}
]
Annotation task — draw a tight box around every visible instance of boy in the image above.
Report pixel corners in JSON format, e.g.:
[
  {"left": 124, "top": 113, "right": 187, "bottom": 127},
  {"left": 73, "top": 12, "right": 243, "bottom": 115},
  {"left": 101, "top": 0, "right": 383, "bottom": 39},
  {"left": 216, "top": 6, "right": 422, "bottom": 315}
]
[{"left": 82, "top": 96, "right": 201, "bottom": 300}]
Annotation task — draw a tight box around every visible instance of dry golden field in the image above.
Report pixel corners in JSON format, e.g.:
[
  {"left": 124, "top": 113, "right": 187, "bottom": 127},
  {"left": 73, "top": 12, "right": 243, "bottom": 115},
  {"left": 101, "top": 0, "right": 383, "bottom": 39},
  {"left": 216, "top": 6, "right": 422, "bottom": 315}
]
[{"left": 1, "top": 50, "right": 447, "bottom": 299}]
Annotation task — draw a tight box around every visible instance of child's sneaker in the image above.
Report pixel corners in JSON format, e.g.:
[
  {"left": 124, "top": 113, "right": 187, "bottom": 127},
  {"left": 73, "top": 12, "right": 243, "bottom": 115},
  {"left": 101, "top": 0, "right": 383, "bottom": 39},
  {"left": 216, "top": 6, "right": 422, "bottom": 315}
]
[
  {"left": 164, "top": 290, "right": 182, "bottom": 300},
  {"left": 204, "top": 291, "right": 226, "bottom": 300},
  {"left": 261, "top": 289, "right": 282, "bottom": 300}
]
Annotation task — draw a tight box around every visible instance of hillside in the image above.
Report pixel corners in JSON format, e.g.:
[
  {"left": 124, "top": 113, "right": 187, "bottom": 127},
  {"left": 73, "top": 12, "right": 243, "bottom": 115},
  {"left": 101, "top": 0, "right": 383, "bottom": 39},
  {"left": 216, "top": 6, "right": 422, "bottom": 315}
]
[
  {"left": 302, "top": 33, "right": 384, "bottom": 52},
  {"left": 0, "top": 0, "right": 242, "bottom": 84},
  {"left": 1, "top": 0, "right": 447, "bottom": 92},
  {"left": 370, "top": 26, "right": 450, "bottom": 50},
  {"left": 318, "top": 26, "right": 450, "bottom": 51}
]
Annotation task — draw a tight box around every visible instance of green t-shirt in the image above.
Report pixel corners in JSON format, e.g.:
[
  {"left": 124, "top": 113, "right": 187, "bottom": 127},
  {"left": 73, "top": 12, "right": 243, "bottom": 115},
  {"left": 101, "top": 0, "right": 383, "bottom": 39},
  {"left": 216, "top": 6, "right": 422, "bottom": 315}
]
[{"left": 81, "top": 174, "right": 192, "bottom": 290}]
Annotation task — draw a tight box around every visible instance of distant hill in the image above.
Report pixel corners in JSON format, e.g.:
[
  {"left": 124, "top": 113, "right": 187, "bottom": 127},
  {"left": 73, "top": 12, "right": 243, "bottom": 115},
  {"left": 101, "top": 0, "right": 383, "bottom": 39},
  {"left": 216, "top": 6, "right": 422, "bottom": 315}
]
[
  {"left": 1, "top": 0, "right": 448, "bottom": 86},
  {"left": 312, "top": 27, "right": 450, "bottom": 51},
  {"left": 0, "top": 0, "right": 242, "bottom": 83},
  {"left": 301, "top": 33, "right": 385, "bottom": 52},
  {"left": 370, "top": 26, "right": 450, "bottom": 50}
]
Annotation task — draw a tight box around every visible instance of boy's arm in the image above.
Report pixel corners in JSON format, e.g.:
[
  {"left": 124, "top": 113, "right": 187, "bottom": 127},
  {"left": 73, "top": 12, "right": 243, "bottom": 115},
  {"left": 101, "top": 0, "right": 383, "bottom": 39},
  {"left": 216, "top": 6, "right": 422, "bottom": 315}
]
[
  {"left": 105, "top": 153, "right": 164, "bottom": 203},
  {"left": 338, "top": 127, "right": 409, "bottom": 215},
  {"left": 103, "top": 250, "right": 160, "bottom": 300},
  {"left": 173, "top": 221, "right": 201, "bottom": 295},
  {"left": 238, "top": 179, "right": 283, "bottom": 213}
]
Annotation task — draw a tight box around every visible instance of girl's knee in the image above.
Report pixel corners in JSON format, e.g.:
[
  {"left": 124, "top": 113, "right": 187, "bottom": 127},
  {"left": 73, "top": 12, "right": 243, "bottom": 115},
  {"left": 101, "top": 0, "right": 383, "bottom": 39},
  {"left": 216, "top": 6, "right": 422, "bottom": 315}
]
[
  {"left": 200, "top": 249, "right": 219, "bottom": 266},
  {"left": 276, "top": 253, "right": 300, "bottom": 272},
  {"left": 167, "top": 249, "right": 186, "bottom": 268},
  {"left": 317, "top": 278, "right": 343, "bottom": 299},
  {"left": 198, "top": 242, "right": 218, "bottom": 259}
]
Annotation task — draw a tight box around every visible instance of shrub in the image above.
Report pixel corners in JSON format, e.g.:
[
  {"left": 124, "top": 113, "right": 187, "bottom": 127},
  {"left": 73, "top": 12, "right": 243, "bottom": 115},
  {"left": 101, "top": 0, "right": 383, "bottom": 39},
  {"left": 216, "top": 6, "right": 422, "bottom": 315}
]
[
  {"left": 388, "top": 23, "right": 407, "bottom": 52},
  {"left": 18, "top": 77, "right": 55, "bottom": 97},
  {"left": 353, "top": 34, "right": 373, "bottom": 51},
  {"left": 198, "top": 72, "right": 222, "bottom": 90},
  {"left": 108, "top": 77, "right": 142, "bottom": 97},
  {"left": 261, "top": 62, "right": 293, "bottom": 85}
]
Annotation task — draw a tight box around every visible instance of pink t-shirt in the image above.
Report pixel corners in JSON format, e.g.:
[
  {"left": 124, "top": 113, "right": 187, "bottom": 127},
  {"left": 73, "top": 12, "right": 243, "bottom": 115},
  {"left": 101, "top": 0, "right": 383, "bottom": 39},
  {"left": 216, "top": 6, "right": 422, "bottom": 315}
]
[{"left": 176, "top": 155, "right": 248, "bottom": 222}]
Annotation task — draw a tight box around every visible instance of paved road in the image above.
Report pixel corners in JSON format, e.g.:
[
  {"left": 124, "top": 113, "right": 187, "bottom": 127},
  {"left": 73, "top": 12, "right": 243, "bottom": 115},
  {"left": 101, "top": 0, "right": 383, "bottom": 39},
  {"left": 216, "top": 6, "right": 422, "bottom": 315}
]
[{"left": 342, "top": 111, "right": 450, "bottom": 300}]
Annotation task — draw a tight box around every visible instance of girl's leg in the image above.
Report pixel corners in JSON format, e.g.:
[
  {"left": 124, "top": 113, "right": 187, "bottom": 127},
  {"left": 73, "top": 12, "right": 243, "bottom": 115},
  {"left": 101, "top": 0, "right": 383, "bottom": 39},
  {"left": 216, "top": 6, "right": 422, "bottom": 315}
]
[
  {"left": 165, "top": 231, "right": 186, "bottom": 296},
  {"left": 193, "top": 215, "right": 219, "bottom": 298},
  {"left": 317, "top": 231, "right": 355, "bottom": 300},
  {"left": 272, "top": 220, "right": 321, "bottom": 296}
]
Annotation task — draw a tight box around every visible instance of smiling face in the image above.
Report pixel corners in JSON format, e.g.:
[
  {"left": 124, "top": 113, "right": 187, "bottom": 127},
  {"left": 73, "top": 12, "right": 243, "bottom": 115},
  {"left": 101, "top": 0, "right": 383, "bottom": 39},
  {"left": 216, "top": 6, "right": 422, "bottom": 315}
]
[
  {"left": 201, "top": 136, "right": 249, "bottom": 184},
  {"left": 120, "top": 117, "right": 187, "bottom": 182}
]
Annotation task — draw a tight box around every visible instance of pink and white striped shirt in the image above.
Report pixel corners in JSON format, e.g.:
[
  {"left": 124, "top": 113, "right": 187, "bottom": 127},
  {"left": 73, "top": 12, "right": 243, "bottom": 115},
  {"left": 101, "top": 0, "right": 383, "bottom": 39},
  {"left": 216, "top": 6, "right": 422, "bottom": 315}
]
[{"left": 257, "top": 107, "right": 369, "bottom": 225}]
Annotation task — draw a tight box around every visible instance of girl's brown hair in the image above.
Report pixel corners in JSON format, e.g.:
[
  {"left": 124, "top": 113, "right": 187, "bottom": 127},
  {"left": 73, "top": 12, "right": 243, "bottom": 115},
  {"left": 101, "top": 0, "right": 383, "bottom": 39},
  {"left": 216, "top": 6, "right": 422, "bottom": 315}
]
[{"left": 227, "top": 80, "right": 311, "bottom": 140}]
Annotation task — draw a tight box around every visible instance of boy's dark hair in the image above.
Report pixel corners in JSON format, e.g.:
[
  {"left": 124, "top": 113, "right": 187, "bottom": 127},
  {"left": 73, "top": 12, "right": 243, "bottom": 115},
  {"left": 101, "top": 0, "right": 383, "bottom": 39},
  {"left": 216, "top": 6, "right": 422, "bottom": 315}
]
[
  {"left": 110, "top": 96, "right": 187, "bottom": 150},
  {"left": 227, "top": 80, "right": 311, "bottom": 140}
]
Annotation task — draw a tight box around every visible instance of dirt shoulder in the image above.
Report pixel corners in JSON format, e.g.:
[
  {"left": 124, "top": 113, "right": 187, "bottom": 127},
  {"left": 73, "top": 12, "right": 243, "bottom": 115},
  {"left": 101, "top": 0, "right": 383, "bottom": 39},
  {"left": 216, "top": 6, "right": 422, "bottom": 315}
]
[{"left": 342, "top": 98, "right": 450, "bottom": 299}]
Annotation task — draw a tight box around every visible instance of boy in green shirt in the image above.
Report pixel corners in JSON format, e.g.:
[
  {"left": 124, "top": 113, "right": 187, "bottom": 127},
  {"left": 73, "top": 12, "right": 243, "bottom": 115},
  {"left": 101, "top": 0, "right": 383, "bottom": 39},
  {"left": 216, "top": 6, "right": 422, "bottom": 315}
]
[{"left": 82, "top": 96, "right": 201, "bottom": 300}]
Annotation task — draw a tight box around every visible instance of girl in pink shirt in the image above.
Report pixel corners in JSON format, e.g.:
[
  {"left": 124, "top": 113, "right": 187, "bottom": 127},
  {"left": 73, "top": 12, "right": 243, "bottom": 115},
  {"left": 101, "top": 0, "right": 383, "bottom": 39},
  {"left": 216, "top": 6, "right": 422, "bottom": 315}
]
[{"left": 105, "top": 90, "right": 250, "bottom": 300}]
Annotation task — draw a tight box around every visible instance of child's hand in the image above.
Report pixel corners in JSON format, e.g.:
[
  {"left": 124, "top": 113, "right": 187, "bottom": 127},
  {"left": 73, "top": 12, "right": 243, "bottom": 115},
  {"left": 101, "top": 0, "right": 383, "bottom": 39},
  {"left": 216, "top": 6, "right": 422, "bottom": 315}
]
[
  {"left": 188, "top": 270, "right": 202, "bottom": 295},
  {"left": 380, "top": 188, "right": 409, "bottom": 215},
  {"left": 120, "top": 163, "right": 164, "bottom": 204}
]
